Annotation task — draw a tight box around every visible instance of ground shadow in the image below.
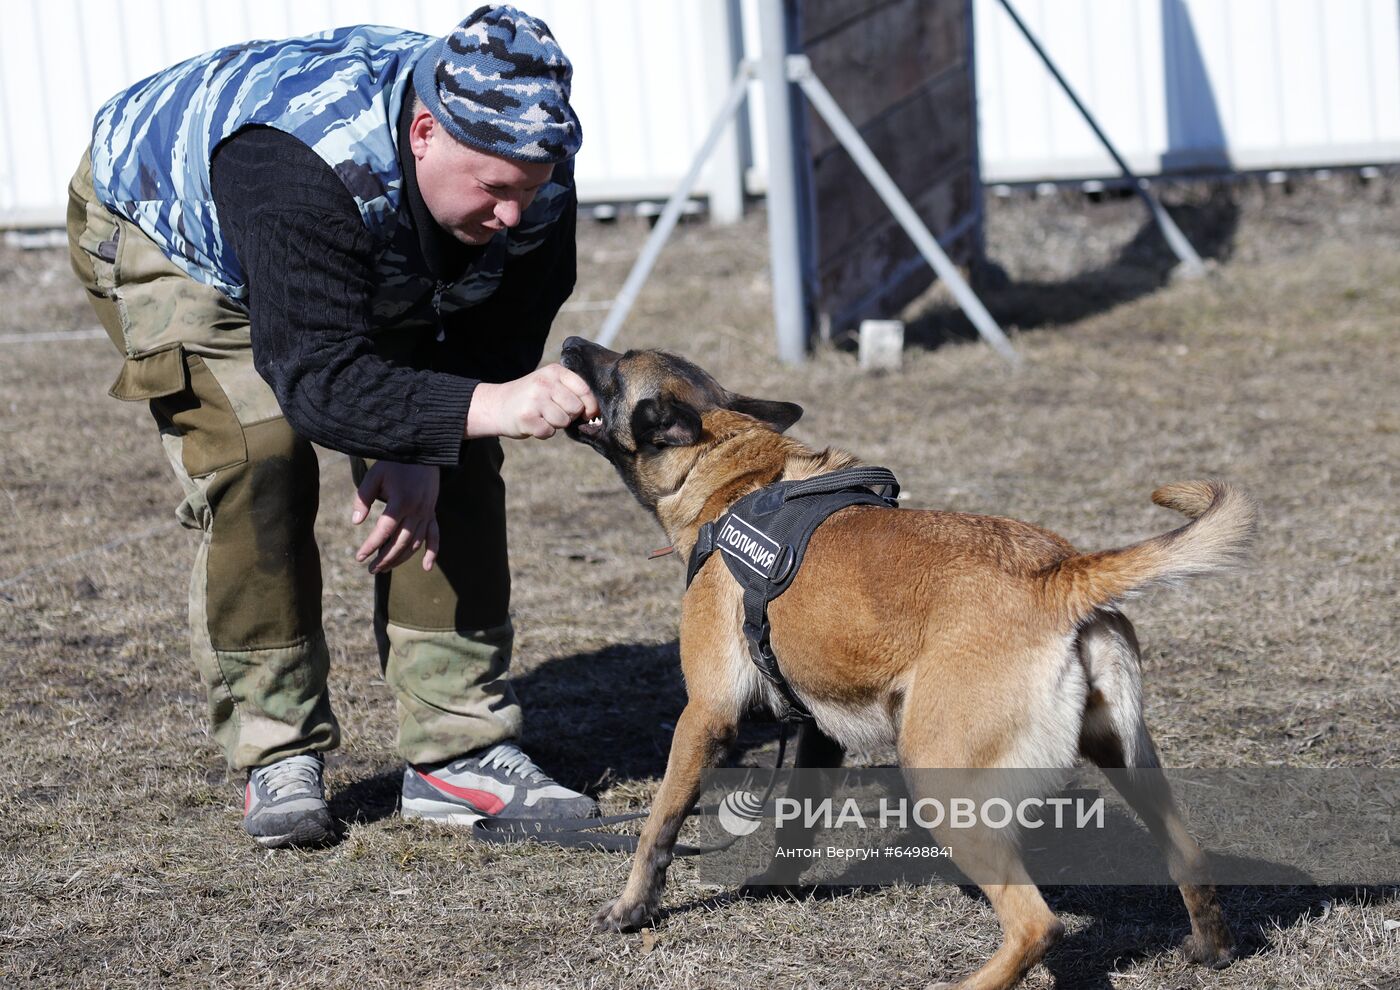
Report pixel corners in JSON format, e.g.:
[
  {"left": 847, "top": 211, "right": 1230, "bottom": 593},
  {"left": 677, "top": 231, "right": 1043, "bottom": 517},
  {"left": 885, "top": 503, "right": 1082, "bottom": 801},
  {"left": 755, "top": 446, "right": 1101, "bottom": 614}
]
[
  {"left": 654, "top": 776, "right": 1395, "bottom": 986},
  {"left": 508, "top": 639, "right": 783, "bottom": 792},
  {"left": 1040, "top": 883, "right": 1394, "bottom": 988},
  {"left": 322, "top": 639, "right": 781, "bottom": 831},
  {"left": 724, "top": 875, "right": 1393, "bottom": 987},
  {"left": 328, "top": 764, "right": 403, "bottom": 827},
  {"left": 903, "top": 192, "right": 1241, "bottom": 351},
  {"left": 326, "top": 646, "right": 1395, "bottom": 987}
]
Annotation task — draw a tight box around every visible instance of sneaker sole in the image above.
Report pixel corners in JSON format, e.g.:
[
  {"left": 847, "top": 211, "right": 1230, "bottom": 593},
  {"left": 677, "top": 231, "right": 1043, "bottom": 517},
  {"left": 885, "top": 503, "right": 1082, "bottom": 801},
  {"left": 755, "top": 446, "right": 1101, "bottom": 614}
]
[
  {"left": 401, "top": 796, "right": 488, "bottom": 826},
  {"left": 246, "top": 814, "right": 337, "bottom": 849}
]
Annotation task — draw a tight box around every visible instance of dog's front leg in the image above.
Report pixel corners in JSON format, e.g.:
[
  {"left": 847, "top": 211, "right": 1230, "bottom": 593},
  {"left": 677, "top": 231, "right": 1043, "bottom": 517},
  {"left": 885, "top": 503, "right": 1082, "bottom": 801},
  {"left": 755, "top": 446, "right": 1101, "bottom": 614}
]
[{"left": 593, "top": 701, "right": 736, "bottom": 932}]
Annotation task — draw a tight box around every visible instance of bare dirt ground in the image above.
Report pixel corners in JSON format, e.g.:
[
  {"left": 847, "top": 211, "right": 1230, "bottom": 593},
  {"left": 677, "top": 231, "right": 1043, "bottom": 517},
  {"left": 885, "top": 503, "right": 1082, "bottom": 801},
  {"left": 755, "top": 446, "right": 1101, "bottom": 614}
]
[{"left": 2, "top": 173, "right": 1397, "bottom": 989}]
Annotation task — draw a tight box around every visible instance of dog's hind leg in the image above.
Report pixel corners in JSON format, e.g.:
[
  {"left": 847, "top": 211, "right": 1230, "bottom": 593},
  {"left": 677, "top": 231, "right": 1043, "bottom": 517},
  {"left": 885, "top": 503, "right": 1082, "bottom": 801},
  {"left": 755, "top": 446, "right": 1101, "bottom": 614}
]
[
  {"left": 899, "top": 677, "right": 1069, "bottom": 990},
  {"left": 934, "top": 838, "right": 1061, "bottom": 990},
  {"left": 593, "top": 700, "right": 737, "bottom": 932},
  {"left": 901, "top": 767, "right": 1063, "bottom": 990},
  {"left": 1077, "top": 610, "right": 1236, "bottom": 968}
]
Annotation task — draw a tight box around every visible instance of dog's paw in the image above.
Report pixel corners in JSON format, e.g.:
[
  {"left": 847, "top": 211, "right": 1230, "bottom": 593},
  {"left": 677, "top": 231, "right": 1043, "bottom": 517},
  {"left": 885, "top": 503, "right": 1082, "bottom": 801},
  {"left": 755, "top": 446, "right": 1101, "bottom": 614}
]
[
  {"left": 592, "top": 896, "right": 657, "bottom": 933},
  {"left": 1181, "top": 931, "right": 1237, "bottom": 969}
]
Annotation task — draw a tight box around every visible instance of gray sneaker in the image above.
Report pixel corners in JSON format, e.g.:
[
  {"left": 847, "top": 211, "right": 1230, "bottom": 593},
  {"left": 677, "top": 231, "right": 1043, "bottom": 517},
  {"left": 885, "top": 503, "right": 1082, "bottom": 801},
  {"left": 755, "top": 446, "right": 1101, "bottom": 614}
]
[
  {"left": 242, "top": 754, "right": 336, "bottom": 849},
  {"left": 402, "top": 742, "right": 599, "bottom": 825}
]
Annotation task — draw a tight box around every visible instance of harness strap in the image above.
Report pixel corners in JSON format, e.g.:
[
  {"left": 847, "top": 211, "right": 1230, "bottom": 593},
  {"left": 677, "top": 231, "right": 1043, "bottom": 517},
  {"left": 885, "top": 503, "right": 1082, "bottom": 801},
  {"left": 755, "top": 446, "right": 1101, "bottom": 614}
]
[
  {"left": 685, "top": 466, "right": 902, "bottom": 723},
  {"left": 687, "top": 466, "right": 900, "bottom": 585},
  {"left": 741, "top": 587, "right": 812, "bottom": 721},
  {"left": 783, "top": 466, "right": 900, "bottom": 501}
]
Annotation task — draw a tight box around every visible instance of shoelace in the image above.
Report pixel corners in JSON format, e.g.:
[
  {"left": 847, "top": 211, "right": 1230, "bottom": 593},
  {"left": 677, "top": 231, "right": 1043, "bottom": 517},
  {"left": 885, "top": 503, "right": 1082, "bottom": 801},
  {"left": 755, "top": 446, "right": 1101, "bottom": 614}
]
[
  {"left": 476, "top": 743, "right": 550, "bottom": 783},
  {"left": 255, "top": 755, "right": 323, "bottom": 799}
]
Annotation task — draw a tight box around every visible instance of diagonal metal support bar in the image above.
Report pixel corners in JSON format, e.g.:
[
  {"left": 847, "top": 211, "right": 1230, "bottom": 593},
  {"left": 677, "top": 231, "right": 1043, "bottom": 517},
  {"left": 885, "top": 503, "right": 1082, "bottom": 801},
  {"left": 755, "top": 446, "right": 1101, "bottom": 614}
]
[
  {"left": 997, "top": 0, "right": 1205, "bottom": 276},
  {"left": 595, "top": 61, "right": 756, "bottom": 350},
  {"left": 788, "top": 55, "right": 1021, "bottom": 366}
]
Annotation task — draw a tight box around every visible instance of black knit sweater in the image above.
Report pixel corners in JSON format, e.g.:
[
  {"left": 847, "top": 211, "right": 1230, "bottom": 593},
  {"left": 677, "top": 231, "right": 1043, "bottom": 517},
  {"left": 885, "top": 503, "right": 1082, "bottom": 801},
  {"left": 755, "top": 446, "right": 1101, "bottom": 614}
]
[{"left": 208, "top": 108, "right": 576, "bottom": 465}]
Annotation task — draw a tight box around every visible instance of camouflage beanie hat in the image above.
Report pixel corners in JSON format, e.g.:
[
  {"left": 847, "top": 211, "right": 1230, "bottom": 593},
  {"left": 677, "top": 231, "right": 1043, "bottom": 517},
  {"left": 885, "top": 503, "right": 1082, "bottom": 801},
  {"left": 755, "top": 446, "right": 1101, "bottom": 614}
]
[{"left": 412, "top": 4, "right": 582, "bottom": 164}]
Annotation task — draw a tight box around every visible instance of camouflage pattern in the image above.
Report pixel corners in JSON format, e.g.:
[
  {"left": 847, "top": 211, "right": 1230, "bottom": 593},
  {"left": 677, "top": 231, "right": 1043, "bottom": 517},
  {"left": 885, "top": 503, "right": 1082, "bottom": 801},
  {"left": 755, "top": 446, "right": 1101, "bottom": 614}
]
[
  {"left": 154, "top": 383, "right": 340, "bottom": 772},
  {"left": 412, "top": 5, "right": 582, "bottom": 163},
  {"left": 72, "top": 12, "right": 571, "bottom": 772},
  {"left": 68, "top": 151, "right": 281, "bottom": 413},
  {"left": 90, "top": 21, "right": 574, "bottom": 326},
  {"left": 355, "top": 441, "right": 519, "bottom": 764},
  {"left": 69, "top": 151, "right": 522, "bottom": 771},
  {"left": 381, "top": 620, "right": 522, "bottom": 765},
  {"left": 91, "top": 25, "right": 425, "bottom": 299}
]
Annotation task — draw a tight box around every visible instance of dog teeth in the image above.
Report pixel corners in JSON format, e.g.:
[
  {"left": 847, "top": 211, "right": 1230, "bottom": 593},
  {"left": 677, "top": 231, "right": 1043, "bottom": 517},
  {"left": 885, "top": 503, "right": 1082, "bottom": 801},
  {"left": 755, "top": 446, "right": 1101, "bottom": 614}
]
[{"left": 586, "top": 416, "right": 602, "bottom": 426}]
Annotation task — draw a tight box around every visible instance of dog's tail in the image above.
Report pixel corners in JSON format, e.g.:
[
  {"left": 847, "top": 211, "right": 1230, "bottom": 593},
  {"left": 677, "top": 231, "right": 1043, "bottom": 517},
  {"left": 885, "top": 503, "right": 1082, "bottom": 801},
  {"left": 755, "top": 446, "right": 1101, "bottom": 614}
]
[{"left": 1039, "top": 481, "right": 1257, "bottom": 626}]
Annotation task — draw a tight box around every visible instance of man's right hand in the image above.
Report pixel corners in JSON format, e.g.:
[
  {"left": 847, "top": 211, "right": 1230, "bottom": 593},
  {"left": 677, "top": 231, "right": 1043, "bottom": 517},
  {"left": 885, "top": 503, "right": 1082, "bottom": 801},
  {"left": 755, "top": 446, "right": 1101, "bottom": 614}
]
[{"left": 466, "top": 363, "right": 599, "bottom": 439}]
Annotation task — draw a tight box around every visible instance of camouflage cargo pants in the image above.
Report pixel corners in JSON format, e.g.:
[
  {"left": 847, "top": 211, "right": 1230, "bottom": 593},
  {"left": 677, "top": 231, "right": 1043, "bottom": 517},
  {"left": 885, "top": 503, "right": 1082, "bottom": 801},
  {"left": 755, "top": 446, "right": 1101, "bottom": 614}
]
[{"left": 66, "top": 151, "right": 522, "bottom": 770}]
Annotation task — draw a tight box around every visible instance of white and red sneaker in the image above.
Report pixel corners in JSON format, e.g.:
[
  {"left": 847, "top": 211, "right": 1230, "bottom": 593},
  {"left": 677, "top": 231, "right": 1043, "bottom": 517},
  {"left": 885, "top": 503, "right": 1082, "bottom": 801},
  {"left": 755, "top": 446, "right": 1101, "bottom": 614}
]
[{"left": 402, "top": 742, "right": 598, "bottom": 824}]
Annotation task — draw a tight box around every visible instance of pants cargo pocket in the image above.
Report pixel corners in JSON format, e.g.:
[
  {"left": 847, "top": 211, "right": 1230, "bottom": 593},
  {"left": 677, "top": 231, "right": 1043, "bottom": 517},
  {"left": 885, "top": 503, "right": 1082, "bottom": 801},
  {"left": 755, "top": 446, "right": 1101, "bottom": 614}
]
[
  {"left": 123, "top": 345, "right": 248, "bottom": 479},
  {"left": 67, "top": 152, "right": 128, "bottom": 353},
  {"left": 109, "top": 341, "right": 187, "bottom": 401},
  {"left": 69, "top": 194, "right": 120, "bottom": 291}
]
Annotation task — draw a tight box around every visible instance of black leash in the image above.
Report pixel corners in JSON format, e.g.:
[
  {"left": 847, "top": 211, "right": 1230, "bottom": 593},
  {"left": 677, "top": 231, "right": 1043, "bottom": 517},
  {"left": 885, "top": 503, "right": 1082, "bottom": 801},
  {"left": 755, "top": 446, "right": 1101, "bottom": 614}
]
[{"left": 470, "top": 726, "right": 791, "bottom": 855}]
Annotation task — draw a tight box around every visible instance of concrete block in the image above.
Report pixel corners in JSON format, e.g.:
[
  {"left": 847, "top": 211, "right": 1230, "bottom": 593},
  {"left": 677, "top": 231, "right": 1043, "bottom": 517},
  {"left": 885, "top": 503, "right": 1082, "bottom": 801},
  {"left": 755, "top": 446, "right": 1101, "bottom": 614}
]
[{"left": 858, "top": 319, "right": 904, "bottom": 372}]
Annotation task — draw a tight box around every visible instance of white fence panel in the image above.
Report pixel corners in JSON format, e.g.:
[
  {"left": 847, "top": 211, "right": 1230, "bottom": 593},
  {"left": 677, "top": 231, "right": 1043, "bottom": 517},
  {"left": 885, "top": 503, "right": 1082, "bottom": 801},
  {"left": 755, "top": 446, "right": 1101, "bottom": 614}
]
[
  {"left": 6, "top": 1, "right": 1400, "bottom": 225},
  {"left": 0, "top": 0, "right": 739, "bottom": 225},
  {"left": 975, "top": 0, "right": 1400, "bottom": 183}
]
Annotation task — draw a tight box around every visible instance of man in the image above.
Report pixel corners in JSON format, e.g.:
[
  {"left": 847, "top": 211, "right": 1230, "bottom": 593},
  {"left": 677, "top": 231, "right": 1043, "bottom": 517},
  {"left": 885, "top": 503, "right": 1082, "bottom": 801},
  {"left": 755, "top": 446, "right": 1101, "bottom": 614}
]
[{"left": 67, "top": 6, "right": 601, "bottom": 848}]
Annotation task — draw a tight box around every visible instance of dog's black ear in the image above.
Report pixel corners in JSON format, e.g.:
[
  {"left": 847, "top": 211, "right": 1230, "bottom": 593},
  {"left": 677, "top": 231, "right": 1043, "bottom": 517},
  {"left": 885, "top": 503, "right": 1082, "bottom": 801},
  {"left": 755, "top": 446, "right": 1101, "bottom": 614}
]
[
  {"left": 631, "top": 396, "right": 703, "bottom": 448},
  {"left": 727, "top": 395, "right": 804, "bottom": 433}
]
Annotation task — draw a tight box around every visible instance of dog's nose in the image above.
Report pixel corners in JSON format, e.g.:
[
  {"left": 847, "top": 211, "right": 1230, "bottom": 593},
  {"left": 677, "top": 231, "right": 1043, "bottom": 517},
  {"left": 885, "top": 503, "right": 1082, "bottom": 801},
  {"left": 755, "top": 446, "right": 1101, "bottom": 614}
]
[{"left": 562, "top": 335, "right": 588, "bottom": 353}]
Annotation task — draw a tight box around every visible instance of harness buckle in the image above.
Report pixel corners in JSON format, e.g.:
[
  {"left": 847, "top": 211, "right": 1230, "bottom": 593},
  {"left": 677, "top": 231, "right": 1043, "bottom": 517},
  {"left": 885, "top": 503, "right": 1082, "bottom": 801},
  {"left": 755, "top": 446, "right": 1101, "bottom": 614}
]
[
  {"left": 685, "top": 521, "right": 719, "bottom": 587},
  {"left": 695, "top": 520, "right": 716, "bottom": 555},
  {"left": 752, "top": 630, "right": 812, "bottom": 722}
]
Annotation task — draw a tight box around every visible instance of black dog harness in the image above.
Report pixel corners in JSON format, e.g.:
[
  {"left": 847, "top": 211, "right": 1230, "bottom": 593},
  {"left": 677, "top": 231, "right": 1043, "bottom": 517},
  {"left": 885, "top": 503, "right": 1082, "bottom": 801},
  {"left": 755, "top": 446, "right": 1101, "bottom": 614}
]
[{"left": 686, "top": 466, "right": 901, "bottom": 722}]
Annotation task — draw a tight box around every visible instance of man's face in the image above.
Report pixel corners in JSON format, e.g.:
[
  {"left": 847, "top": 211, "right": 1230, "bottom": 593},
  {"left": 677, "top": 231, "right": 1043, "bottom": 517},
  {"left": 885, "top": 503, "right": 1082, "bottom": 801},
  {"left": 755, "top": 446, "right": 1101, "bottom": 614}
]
[{"left": 407, "top": 107, "right": 556, "bottom": 245}]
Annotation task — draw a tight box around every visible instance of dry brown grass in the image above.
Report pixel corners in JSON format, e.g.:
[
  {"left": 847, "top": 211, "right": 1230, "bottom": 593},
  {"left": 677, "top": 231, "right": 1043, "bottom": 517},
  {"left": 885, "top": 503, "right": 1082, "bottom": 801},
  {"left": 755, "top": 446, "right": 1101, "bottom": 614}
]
[{"left": 2, "top": 175, "right": 1397, "bottom": 988}]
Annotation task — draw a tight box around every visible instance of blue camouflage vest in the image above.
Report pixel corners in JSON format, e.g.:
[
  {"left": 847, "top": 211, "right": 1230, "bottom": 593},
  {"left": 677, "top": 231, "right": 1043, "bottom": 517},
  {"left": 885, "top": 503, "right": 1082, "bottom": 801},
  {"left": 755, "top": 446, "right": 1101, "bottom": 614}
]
[{"left": 90, "top": 25, "right": 574, "bottom": 327}]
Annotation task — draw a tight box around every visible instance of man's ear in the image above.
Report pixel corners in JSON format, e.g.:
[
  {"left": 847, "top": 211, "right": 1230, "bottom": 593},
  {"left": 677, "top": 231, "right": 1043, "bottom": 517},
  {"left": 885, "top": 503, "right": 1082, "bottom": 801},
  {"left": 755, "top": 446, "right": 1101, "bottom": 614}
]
[
  {"left": 407, "top": 109, "right": 435, "bottom": 161},
  {"left": 727, "top": 395, "right": 804, "bottom": 433},
  {"left": 630, "top": 396, "right": 703, "bottom": 448}
]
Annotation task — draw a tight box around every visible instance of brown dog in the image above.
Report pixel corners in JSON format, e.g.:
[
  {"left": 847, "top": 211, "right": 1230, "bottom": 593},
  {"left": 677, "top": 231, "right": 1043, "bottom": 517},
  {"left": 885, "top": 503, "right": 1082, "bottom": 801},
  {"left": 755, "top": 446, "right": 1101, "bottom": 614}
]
[{"left": 560, "top": 336, "right": 1253, "bottom": 990}]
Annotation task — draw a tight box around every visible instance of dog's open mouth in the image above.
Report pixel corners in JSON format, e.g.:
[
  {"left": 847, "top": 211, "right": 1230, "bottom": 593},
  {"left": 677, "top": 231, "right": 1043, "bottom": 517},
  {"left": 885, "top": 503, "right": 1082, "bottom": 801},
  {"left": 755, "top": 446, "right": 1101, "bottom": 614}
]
[{"left": 571, "top": 415, "right": 604, "bottom": 440}]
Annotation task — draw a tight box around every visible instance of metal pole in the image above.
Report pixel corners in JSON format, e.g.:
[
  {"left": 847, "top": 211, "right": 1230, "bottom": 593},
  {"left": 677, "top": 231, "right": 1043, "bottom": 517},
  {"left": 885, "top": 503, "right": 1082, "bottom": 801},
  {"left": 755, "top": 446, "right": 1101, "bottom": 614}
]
[
  {"left": 996, "top": 0, "right": 1205, "bottom": 275},
  {"left": 789, "top": 56, "right": 1021, "bottom": 366},
  {"left": 701, "top": 0, "right": 747, "bottom": 224},
  {"left": 595, "top": 62, "right": 755, "bottom": 350},
  {"left": 757, "top": 0, "right": 809, "bottom": 365}
]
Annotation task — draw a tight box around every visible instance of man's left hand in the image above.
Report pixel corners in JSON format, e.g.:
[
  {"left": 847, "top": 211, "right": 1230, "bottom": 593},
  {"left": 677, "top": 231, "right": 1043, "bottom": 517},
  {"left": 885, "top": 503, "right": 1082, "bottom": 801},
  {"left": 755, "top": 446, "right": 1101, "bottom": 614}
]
[{"left": 351, "top": 462, "right": 441, "bottom": 573}]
